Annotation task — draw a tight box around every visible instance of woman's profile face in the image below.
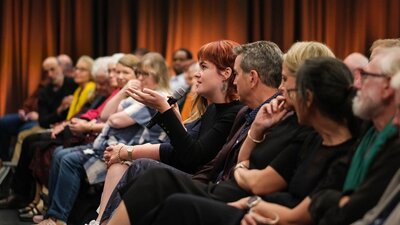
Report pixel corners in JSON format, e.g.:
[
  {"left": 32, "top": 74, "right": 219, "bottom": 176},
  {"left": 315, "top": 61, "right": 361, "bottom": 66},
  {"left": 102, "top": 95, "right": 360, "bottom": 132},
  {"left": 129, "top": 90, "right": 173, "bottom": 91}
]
[
  {"left": 195, "top": 60, "right": 225, "bottom": 100},
  {"left": 73, "top": 60, "right": 91, "bottom": 85},
  {"left": 279, "top": 64, "right": 297, "bottom": 110},
  {"left": 115, "top": 63, "right": 135, "bottom": 88}
]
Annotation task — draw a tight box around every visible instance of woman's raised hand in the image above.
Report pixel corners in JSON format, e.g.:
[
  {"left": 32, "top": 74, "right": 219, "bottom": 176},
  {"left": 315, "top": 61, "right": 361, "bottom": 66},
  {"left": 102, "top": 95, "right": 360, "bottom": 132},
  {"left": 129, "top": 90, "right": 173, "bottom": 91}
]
[{"left": 126, "top": 88, "right": 171, "bottom": 113}]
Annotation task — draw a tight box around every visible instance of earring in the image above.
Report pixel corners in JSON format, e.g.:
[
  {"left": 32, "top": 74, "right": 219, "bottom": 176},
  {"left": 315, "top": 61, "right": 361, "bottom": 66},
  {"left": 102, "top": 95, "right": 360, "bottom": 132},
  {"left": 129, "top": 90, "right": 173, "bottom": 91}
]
[{"left": 221, "top": 81, "right": 228, "bottom": 92}]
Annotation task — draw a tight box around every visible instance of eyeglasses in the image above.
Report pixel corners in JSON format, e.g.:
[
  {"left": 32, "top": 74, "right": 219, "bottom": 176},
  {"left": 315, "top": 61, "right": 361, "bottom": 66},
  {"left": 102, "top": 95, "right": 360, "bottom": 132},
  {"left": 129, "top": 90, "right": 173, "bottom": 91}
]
[
  {"left": 74, "top": 67, "right": 88, "bottom": 72},
  {"left": 134, "top": 69, "right": 155, "bottom": 77},
  {"left": 359, "top": 69, "right": 388, "bottom": 81}
]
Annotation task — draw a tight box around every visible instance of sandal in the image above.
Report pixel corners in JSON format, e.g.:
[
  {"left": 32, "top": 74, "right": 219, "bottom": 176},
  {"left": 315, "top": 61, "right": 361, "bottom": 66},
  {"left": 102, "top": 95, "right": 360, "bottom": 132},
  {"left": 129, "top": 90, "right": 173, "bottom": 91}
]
[
  {"left": 18, "top": 201, "right": 38, "bottom": 214},
  {"left": 19, "top": 205, "right": 42, "bottom": 222}
]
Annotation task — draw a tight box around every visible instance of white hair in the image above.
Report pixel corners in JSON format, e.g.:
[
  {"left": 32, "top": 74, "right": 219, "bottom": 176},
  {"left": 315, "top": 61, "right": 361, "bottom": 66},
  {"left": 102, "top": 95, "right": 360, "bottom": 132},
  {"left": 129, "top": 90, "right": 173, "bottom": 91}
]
[
  {"left": 92, "top": 56, "right": 112, "bottom": 79},
  {"left": 109, "top": 53, "right": 125, "bottom": 65}
]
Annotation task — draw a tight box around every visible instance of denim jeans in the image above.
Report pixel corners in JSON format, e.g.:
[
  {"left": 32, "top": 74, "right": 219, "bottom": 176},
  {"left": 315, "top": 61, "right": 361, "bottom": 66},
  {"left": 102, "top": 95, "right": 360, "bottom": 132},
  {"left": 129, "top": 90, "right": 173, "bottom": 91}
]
[
  {"left": 0, "top": 113, "right": 37, "bottom": 160},
  {"left": 47, "top": 145, "right": 89, "bottom": 221}
]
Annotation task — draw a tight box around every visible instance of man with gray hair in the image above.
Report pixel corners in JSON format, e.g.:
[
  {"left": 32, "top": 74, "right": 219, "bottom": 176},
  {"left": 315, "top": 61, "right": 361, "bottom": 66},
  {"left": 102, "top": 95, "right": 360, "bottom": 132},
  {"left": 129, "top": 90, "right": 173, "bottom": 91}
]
[
  {"left": 310, "top": 47, "right": 400, "bottom": 225},
  {"left": 350, "top": 48, "right": 400, "bottom": 225}
]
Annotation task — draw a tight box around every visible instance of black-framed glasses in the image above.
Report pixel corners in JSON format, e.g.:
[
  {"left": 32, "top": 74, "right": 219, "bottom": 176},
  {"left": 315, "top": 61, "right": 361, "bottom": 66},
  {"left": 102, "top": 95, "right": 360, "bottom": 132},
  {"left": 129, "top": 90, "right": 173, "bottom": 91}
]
[{"left": 359, "top": 69, "right": 388, "bottom": 80}]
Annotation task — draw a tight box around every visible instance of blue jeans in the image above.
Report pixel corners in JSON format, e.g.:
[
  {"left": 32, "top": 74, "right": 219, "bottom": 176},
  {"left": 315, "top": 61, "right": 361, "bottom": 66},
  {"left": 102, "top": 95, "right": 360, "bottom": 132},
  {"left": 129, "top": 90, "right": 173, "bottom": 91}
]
[
  {"left": 47, "top": 145, "right": 90, "bottom": 222},
  {"left": 0, "top": 113, "right": 37, "bottom": 160}
]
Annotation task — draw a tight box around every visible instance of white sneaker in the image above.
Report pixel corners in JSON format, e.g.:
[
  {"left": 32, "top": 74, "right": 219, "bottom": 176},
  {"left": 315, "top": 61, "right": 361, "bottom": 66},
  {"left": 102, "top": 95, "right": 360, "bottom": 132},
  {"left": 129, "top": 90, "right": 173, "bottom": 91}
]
[{"left": 85, "top": 220, "right": 99, "bottom": 225}]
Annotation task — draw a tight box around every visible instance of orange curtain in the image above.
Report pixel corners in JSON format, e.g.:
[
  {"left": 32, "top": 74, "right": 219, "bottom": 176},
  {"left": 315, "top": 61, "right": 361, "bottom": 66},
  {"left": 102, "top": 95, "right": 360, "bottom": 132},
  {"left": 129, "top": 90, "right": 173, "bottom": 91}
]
[{"left": 1, "top": 0, "right": 399, "bottom": 115}]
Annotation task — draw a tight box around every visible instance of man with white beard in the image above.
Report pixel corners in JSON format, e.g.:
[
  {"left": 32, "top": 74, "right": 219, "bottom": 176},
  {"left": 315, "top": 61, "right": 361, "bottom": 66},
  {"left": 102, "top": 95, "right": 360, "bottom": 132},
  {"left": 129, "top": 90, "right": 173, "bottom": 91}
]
[
  {"left": 309, "top": 47, "right": 400, "bottom": 225},
  {"left": 351, "top": 48, "right": 400, "bottom": 225}
]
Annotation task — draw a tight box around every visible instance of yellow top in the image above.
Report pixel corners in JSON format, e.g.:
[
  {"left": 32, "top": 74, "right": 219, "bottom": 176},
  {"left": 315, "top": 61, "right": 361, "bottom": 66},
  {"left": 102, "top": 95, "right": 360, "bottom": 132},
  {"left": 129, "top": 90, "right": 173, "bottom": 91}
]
[{"left": 66, "top": 81, "right": 96, "bottom": 119}]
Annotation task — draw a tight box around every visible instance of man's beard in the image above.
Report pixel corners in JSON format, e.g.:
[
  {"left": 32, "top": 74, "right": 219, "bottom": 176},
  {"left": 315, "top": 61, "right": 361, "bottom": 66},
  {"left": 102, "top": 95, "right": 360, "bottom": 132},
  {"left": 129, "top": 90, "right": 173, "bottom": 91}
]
[{"left": 352, "top": 90, "right": 382, "bottom": 120}]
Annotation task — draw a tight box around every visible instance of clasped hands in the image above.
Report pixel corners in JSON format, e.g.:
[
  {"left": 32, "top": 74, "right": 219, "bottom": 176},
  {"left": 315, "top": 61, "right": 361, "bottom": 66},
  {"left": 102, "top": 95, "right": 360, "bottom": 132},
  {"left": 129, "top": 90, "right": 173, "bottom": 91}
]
[{"left": 103, "top": 143, "right": 127, "bottom": 168}]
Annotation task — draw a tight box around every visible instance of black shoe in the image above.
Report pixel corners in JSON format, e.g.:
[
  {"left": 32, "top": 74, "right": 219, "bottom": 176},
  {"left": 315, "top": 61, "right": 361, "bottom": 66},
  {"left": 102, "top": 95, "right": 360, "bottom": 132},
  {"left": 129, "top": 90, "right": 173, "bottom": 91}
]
[{"left": 0, "top": 194, "right": 27, "bottom": 209}]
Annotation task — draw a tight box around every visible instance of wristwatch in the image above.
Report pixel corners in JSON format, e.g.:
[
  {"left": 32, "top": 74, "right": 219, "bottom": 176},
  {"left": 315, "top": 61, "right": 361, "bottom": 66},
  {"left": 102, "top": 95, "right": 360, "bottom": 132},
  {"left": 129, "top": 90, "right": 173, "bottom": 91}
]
[
  {"left": 247, "top": 195, "right": 261, "bottom": 209},
  {"left": 126, "top": 146, "right": 134, "bottom": 161}
]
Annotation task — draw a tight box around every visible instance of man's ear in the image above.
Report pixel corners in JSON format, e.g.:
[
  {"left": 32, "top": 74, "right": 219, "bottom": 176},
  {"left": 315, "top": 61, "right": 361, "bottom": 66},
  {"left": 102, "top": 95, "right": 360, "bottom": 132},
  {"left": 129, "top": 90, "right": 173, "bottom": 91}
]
[
  {"left": 249, "top": 70, "right": 260, "bottom": 88},
  {"left": 381, "top": 81, "right": 395, "bottom": 101}
]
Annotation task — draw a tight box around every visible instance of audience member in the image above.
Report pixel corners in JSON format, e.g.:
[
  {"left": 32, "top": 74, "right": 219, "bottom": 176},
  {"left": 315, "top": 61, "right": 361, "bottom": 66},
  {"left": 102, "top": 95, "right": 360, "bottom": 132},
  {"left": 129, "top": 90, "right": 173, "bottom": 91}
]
[
  {"left": 170, "top": 48, "right": 193, "bottom": 90},
  {"left": 0, "top": 56, "right": 77, "bottom": 209},
  {"left": 57, "top": 54, "right": 74, "bottom": 78},
  {"left": 352, "top": 67, "right": 400, "bottom": 225}
]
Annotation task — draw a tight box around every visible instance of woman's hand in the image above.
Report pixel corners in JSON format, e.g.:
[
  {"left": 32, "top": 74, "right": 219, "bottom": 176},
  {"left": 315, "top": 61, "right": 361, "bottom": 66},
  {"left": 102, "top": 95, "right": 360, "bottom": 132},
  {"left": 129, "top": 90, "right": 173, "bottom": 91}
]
[
  {"left": 250, "top": 96, "right": 288, "bottom": 138},
  {"left": 103, "top": 143, "right": 125, "bottom": 168},
  {"left": 122, "top": 79, "right": 142, "bottom": 93},
  {"left": 69, "top": 118, "right": 92, "bottom": 135},
  {"left": 127, "top": 88, "right": 171, "bottom": 113}
]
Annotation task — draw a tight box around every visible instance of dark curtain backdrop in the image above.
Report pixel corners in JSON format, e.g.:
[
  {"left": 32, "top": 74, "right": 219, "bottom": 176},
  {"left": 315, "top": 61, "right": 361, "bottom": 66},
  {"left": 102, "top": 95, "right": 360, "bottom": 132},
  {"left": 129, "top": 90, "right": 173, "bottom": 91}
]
[{"left": 1, "top": 0, "right": 399, "bottom": 115}]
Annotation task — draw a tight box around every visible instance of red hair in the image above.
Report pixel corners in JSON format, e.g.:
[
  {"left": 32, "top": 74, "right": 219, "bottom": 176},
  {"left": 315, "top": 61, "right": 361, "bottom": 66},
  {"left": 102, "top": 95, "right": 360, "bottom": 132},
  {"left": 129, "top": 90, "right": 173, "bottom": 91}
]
[{"left": 197, "top": 40, "right": 240, "bottom": 101}]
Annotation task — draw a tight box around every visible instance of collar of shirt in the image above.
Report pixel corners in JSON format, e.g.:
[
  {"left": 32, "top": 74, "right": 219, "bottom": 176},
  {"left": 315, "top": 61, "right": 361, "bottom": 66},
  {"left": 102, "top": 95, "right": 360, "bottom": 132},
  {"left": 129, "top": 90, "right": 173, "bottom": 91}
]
[{"left": 244, "top": 92, "right": 281, "bottom": 127}]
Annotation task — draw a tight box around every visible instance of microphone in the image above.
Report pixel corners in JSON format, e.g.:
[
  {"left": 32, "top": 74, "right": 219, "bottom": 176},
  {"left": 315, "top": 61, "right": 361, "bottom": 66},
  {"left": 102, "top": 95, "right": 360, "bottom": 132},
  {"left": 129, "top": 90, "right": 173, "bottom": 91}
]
[{"left": 146, "top": 87, "right": 187, "bottom": 128}]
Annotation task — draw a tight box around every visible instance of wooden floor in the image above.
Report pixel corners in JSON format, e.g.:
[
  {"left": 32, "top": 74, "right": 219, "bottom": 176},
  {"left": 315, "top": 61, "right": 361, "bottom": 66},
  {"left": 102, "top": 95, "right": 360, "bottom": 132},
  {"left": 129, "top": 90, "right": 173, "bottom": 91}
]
[{"left": 0, "top": 209, "right": 33, "bottom": 225}]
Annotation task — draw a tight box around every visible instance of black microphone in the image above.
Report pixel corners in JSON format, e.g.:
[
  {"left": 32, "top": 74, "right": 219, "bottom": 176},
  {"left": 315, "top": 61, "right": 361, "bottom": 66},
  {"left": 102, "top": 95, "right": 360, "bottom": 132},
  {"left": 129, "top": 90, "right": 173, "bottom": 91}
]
[{"left": 146, "top": 87, "right": 187, "bottom": 128}]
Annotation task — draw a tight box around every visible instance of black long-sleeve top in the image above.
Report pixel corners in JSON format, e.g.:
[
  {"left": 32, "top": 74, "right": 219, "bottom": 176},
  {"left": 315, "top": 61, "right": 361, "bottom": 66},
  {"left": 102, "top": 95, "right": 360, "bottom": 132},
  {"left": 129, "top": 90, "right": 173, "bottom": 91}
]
[
  {"left": 158, "top": 100, "right": 243, "bottom": 174},
  {"left": 38, "top": 77, "right": 77, "bottom": 128}
]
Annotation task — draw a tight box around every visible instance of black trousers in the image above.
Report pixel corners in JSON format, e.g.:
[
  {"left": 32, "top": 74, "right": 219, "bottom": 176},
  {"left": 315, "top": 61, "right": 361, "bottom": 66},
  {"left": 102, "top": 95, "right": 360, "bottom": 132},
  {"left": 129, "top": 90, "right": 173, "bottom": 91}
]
[
  {"left": 141, "top": 193, "right": 244, "bottom": 225},
  {"left": 121, "top": 167, "right": 250, "bottom": 225}
]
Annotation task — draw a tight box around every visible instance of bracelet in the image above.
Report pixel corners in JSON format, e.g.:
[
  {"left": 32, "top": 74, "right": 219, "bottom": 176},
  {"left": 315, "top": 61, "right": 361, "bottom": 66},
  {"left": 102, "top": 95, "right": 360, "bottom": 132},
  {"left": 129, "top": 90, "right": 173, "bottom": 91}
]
[
  {"left": 117, "top": 145, "right": 124, "bottom": 164},
  {"left": 247, "top": 129, "right": 266, "bottom": 143}
]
